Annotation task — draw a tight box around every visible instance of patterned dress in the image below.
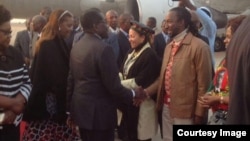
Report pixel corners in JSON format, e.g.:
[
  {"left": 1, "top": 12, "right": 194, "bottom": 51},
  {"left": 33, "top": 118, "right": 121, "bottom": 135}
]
[
  {"left": 207, "top": 58, "right": 229, "bottom": 125},
  {"left": 211, "top": 58, "right": 229, "bottom": 112}
]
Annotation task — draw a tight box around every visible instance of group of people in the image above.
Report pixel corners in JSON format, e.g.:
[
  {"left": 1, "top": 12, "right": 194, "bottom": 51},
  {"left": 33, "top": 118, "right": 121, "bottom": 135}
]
[{"left": 0, "top": 0, "right": 250, "bottom": 140}]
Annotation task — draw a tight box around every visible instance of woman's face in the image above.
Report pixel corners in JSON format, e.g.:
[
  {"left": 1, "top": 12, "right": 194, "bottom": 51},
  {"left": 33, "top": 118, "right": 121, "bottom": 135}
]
[
  {"left": 0, "top": 21, "right": 11, "bottom": 50},
  {"left": 59, "top": 16, "right": 74, "bottom": 38},
  {"left": 128, "top": 29, "right": 145, "bottom": 49},
  {"left": 224, "top": 26, "right": 232, "bottom": 48}
]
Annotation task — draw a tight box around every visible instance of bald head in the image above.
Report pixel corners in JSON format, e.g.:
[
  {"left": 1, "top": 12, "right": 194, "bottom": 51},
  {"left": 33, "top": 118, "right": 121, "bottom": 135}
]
[
  {"left": 31, "top": 15, "right": 47, "bottom": 33},
  {"left": 146, "top": 17, "right": 157, "bottom": 29},
  {"left": 25, "top": 17, "right": 32, "bottom": 31},
  {"left": 119, "top": 13, "right": 134, "bottom": 33},
  {"left": 106, "top": 10, "right": 118, "bottom": 17},
  {"left": 105, "top": 9, "right": 118, "bottom": 29},
  {"left": 40, "top": 6, "right": 52, "bottom": 20}
]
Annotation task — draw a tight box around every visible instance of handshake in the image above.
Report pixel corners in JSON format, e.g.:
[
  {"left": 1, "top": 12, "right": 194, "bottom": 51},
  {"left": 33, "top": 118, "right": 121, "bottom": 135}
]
[{"left": 133, "top": 87, "right": 149, "bottom": 106}]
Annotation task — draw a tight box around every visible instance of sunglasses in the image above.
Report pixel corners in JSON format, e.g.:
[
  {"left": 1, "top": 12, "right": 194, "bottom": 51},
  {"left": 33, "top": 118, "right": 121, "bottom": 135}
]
[{"left": 0, "top": 29, "right": 12, "bottom": 36}]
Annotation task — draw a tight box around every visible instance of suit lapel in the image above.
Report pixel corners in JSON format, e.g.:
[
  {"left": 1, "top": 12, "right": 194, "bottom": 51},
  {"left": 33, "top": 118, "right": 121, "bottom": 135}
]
[{"left": 23, "top": 30, "right": 30, "bottom": 45}]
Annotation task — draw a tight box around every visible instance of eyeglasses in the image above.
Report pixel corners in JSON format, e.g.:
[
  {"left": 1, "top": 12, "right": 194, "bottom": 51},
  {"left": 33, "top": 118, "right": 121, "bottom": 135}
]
[{"left": 0, "top": 29, "right": 12, "bottom": 36}]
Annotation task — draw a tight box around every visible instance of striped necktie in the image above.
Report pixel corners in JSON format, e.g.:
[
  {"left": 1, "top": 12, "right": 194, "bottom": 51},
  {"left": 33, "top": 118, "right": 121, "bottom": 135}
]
[{"left": 164, "top": 41, "right": 179, "bottom": 105}]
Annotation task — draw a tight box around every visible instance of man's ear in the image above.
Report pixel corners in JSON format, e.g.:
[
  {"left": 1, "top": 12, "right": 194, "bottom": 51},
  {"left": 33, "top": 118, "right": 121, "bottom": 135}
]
[{"left": 178, "top": 19, "right": 185, "bottom": 28}]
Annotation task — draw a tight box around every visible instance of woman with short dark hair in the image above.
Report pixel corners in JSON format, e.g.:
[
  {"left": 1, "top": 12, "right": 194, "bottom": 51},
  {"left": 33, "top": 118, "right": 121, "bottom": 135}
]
[
  {"left": 198, "top": 15, "right": 247, "bottom": 125},
  {"left": 0, "top": 5, "right": 31, "bottom": 141}
]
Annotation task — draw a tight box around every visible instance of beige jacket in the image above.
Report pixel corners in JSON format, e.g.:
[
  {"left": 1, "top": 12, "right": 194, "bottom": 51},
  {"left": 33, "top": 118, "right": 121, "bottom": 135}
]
[{"left": 148, "top": 32, "right": 212, "bottom": 118}]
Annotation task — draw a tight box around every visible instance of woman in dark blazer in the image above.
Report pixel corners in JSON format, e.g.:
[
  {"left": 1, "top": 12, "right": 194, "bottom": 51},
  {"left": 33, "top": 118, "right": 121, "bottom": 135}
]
[
  {"left": 120, "top": 21, "right": 161, "bottom": 141},
  {"left": 22, "top": 9, "right": 79, "bottom": 140}
]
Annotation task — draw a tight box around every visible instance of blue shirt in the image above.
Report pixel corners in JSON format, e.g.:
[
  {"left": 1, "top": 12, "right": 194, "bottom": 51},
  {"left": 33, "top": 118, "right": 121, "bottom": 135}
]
[{"left": 196, "top": 8, "right": 217, "bottom": 66}]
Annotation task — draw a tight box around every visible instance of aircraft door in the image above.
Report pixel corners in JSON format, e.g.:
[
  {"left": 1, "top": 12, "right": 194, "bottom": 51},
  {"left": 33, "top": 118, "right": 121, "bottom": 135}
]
[{"left": 126, "top": 0, "right": 179, "bottom": 29}]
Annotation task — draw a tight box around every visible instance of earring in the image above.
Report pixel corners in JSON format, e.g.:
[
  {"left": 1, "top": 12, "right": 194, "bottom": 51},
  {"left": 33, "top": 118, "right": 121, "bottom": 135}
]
[{"left": 59, "top": 27, "right": 61, "bottom": 31}]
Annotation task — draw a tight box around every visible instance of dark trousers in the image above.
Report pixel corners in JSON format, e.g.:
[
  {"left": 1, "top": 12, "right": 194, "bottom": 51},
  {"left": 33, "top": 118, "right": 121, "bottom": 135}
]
[
  {"left": 0, "top": 124, "right": 20, "bottom": 141},
  {"left": 158, "top": 109, "right": 163, "bottom": 138},
  {"left": 121, "top": 105, "right": 153, "bottom": 141},
  {"left": 79, "top": 128, "right": 114, "bottom": 141},
  {"left": 117, "top": 103, "right": 128, "bottom": 140}
]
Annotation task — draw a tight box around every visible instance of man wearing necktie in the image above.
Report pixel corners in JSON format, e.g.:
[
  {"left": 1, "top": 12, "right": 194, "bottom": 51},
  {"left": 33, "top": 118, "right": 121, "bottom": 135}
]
[
  {"left": 145, "top": 7, "right": 212, "bottom": 141},
  {"left": 29, "top": 15, "right": 46, "bottom": 69}
]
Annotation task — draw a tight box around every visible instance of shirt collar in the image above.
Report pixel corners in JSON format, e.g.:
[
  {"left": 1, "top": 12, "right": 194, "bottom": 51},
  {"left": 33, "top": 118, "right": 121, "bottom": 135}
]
[
  {"left": 119, "top": 28, "right": 129, "bottom": 38},
  {"left": 161, "top": 32, "right": 169, "bottom": 43},
  {"left": 173, "top": 28, "right": 188, "bottom": 43},
  {"left": 109, "top": 26, "right": 119, "bottom": 33},
  {"left": 94, "top": 33, "right": 102, "bottom": 40},
  {"left": 38, "top": 33, "right": 42, "bottom": 37},
  {"left": 75, "top": 26, "right": 81, "bottom": 32}
]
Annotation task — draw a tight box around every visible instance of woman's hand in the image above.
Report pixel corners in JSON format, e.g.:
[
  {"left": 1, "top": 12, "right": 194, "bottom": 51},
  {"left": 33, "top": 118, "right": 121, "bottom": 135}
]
[
  {"left": 2, "top": 110, "right": 16, "bottom": 124},
  {"left": 202, "top": 94, "right": 220, "bottom": 105},
  {"left": 198, "top": 94, "right": 220, "bottom": 108},
  {"left": 11, "top": 93, "right": 26, "bottom": 114}
]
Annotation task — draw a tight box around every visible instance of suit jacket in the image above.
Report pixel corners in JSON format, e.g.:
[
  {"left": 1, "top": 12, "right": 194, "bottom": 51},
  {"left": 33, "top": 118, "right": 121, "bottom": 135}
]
[
  {"left": 103, "top": 31, "right": 120, "bottom": 60},
  {"left": 29, "top": 32, "right": 39, "bottom": 68},
  {"left": 153, "top": 32, "right": 167, "bottom": 60},
  {"left": 117, "top": 29, "right": 131, "bottom": 70},
  {"left": 156, "top": 32, "right": 212, "bottom": 118},
  {"left": 67, "top": 33, "right": 133, "bottom": 130},
  {"left": 72, "top": 31, "right": 84, "bottom": 46},
  {"left": 65, "top": 28, "right": 82, "bottom": 50},
  {"left": 226, "top": 16, "right": 250, "bottom": 124},
  {"left": 14, "top": 29, "right": 31, "bottom": 58}
]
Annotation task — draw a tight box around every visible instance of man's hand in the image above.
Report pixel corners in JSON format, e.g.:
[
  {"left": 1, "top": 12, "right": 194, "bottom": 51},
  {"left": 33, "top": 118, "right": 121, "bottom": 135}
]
[
  {"left": 66, "top": 115, "right": 80, "bottom": 137},
  {"left": 178, "top": 0, "right": 185, "bottom": 7},
  {"left": 179, "top": 0, "right": 197, "bottom": 10},
  {"left": 133, "top": 86, "right": 147, "bottom": 106}
]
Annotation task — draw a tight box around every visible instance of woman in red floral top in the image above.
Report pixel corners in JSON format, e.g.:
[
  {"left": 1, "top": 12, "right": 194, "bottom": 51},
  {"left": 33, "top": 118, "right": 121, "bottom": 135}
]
[{"left": 198, "top": 15, "right": 246, "bottom": 124}]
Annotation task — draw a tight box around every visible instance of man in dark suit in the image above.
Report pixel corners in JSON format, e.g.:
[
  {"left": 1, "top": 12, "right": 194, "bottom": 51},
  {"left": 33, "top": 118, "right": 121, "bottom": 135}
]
[
  {"left": 105, "top": 9, "right": 119, "bottom": 33},
  {"left": 67, "top": 9, "right": 145, "bottom": 141},
  {"left": 14, "top": 18, "right": 32, "bottom": 65},
  {"left": 29, "top": 15, "right": 47, "bottom": 68},
  {"left": 153, "top": 20, "right": 169, "bottom": 61},
  {"left": 104, "top": 31, "right": 120, "bottom": 60},
  {"left": 117, "top": 13, "right": 134, "bottom": 69},
  {"left": 65, "top": 16, "right": 82, "bottom": 49}
]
